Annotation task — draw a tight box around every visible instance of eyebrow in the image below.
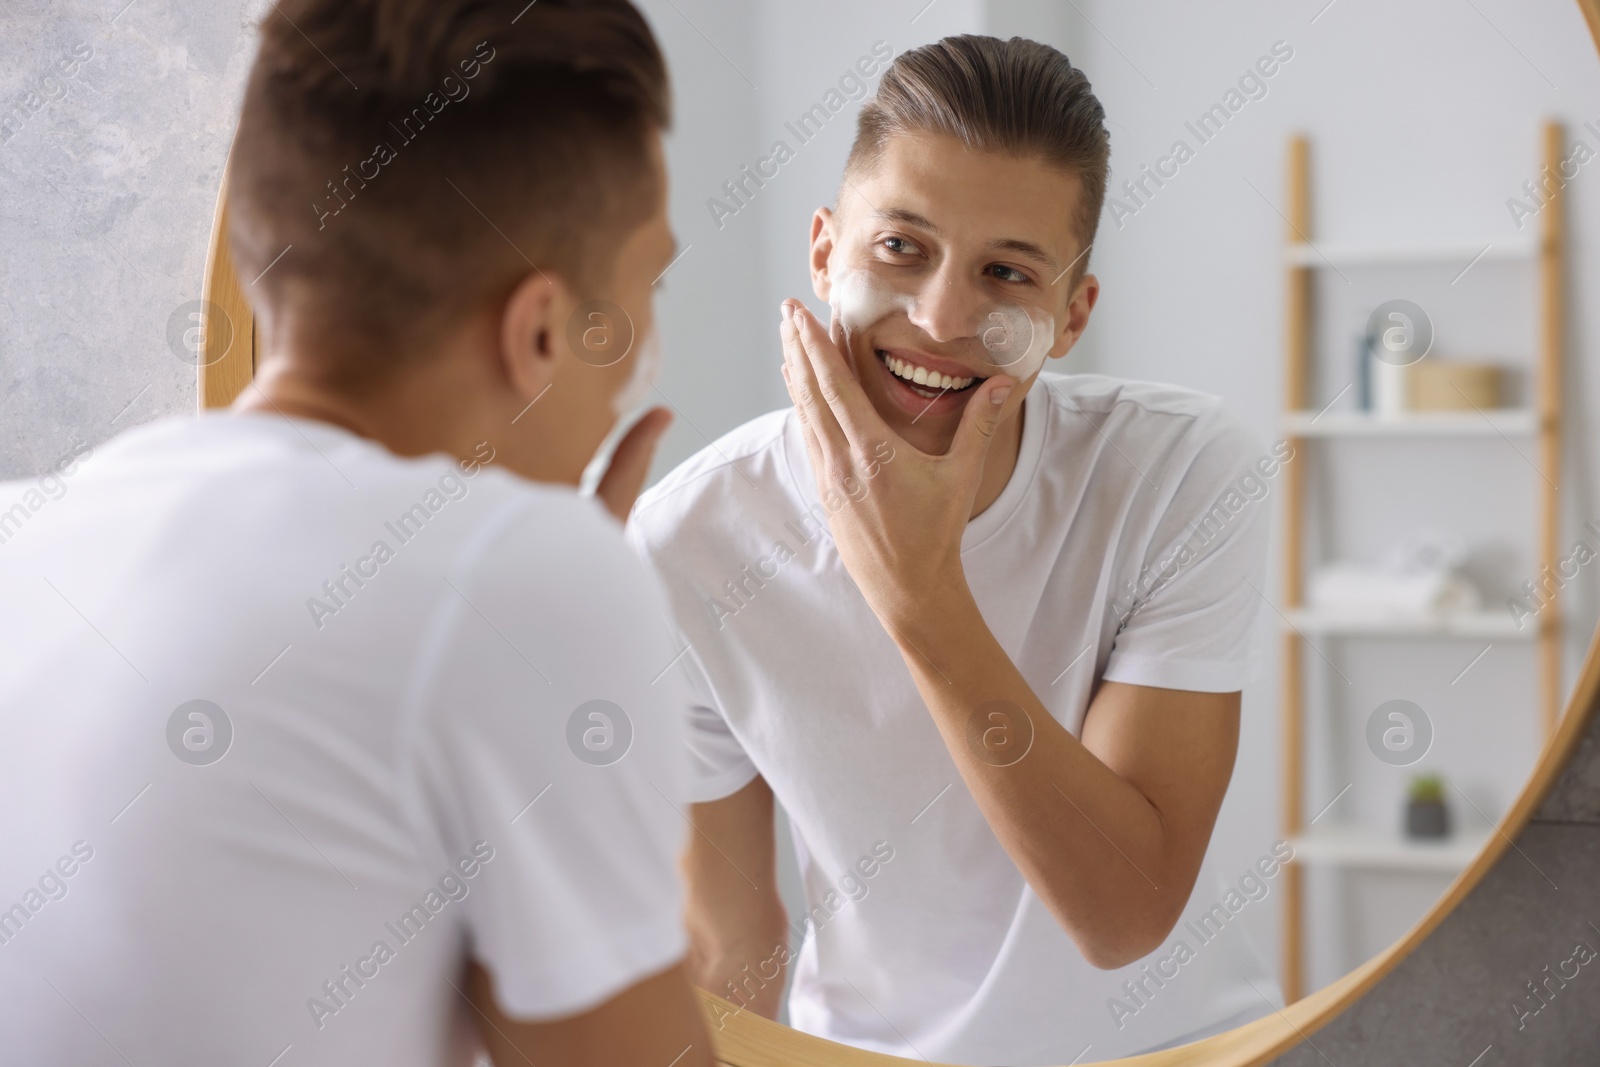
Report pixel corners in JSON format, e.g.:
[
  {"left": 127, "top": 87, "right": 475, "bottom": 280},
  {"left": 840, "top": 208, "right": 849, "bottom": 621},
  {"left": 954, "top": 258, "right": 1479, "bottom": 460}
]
[{"left": 870, "top": 208, "right": 1062, "bottom": 274}]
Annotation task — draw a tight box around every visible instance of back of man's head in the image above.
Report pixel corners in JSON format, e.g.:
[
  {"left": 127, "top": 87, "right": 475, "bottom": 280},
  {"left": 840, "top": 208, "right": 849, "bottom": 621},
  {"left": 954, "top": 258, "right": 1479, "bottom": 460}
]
[{"left": 229, "top": 0, "right": 669, "bottom": 386}]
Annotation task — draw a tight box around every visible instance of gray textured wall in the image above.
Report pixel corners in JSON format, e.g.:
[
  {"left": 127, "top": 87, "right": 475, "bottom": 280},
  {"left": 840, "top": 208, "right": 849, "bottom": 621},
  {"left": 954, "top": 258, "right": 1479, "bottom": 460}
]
[
  {"left": 1269, "top": 697, "right": 1600, "bottom": 1066},
  {"left": 0, "top": 0, "right": 261, "bottom": 480}
]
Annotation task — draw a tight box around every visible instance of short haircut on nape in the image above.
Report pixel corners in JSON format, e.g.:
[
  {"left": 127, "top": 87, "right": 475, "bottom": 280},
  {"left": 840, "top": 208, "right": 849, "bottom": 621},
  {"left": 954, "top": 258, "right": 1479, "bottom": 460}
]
[{"left": 228, "top": 0, "right": 670, "bottom": 386}]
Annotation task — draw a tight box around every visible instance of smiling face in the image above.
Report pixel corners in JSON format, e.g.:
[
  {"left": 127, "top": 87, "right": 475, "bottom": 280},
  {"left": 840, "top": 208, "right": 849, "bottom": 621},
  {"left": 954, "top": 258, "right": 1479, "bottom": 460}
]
[{"left": 810, "top": 130, "right": 1099, "bottom": 455}]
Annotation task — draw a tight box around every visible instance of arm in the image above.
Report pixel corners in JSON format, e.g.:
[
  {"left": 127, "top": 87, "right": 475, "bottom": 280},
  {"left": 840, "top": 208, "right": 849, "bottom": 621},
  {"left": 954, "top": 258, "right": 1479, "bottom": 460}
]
[
  {"left": 408, "top": 497, "right": 721, "bottom": 1062},
  {"left": 892, "top": 580, "right": 1239, "bottom": 968},
  {"left": 779, "top": 300, "right": 1243, "bottom": 969},
  {"left": 682, "top": 775, "right": 790, "bottom": 1019},
  {"left": 467, "top": 958, "right": 715, "bottom": 1067},
  {"left": 681, "top": 777, "right": 793, "bottom": 1017}
]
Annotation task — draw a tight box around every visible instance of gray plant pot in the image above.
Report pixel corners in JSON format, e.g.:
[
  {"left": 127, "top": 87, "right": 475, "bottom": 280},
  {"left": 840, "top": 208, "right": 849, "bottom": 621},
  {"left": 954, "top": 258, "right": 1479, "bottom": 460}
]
[{"left": 1405, "top": 798, "right": 1450, "bottom": 839}]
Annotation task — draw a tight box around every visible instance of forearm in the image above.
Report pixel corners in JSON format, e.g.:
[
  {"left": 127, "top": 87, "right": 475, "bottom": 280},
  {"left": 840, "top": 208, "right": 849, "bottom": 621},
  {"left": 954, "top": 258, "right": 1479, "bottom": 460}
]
[
  {"left": 682, "top": 782, "right": 790, "bottom": 1018},
  {"left": 469, "top": 959, "right": 716, "bottom": 1067},
  {"left": 684, "top": 899, "right": 789, "bottom": 1018},
  {"left": 886, "top": 585, "right": 1185, "bottom": 968}
]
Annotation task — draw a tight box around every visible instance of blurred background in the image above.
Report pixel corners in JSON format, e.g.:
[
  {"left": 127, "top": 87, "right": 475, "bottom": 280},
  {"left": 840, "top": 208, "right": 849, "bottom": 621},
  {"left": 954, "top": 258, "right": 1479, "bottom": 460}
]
[{"left": 4, "top": 0, "right": 1598, "bottom": 1009}]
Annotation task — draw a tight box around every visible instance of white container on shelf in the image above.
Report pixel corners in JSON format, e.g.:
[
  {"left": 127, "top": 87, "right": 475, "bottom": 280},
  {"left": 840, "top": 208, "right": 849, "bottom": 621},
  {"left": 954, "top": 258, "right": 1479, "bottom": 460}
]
[{"left": 1372, "top": 358, "right": 1410, "bottom": 417}]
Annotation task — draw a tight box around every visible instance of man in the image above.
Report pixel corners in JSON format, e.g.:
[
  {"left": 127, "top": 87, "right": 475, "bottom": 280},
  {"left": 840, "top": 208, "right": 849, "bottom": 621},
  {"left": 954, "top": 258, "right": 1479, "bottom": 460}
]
[
  {"left": 0, "top": 1, "right": 714, "bottom": 1064},
  {"left": 630, "top": 35, "right": 1287, "bottom": 1064}
]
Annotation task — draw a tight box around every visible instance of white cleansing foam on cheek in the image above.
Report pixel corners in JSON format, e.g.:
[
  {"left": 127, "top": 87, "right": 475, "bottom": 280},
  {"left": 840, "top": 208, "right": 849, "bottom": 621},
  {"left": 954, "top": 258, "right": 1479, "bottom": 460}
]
[
  {"left": 577, "top": 328, "right": 662, "bottom": 498},
  {"left": 611, "top": 327, "right": 661, "bottom": 416},
  {"left": 828, "top": 268, "right": 916, "bottom": 337},
  {"left": 977, "top": 303, "right": 1054, "bottom": 380},
  {"left": 827, "top": 266, "right": 1054, "bottom": 382}
]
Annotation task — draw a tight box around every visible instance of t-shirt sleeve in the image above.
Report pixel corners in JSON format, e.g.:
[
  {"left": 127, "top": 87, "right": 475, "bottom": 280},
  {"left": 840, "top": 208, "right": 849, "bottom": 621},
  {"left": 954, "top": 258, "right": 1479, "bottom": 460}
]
[
  {"left": 1101, "top": 412, "right": 1283, "bottom": 693},
  {"left": 677, "top": 648, "right": 761, "bottom": 803},
  {"left": 625, "top": 518, "right": 761, "bottom": 804},
  {"left": 399, "top": 493, "right": 691, "bottom": 1020}
]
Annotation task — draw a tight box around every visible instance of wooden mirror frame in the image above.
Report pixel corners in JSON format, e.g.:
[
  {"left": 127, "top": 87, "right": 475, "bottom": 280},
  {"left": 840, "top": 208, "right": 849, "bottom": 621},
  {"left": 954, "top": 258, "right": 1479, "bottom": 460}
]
[{"left": 197, "top": 5, "right": 1600, "bottom": 1060}]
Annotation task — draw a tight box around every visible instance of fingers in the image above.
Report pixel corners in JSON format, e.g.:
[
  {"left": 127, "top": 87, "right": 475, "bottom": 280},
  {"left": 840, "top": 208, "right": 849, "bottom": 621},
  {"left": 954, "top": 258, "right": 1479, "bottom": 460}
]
[
  {"left": 949, "top": 375, "right": 1016, "bottom": 470},
  {"left": 783, "top": 301, "right": 893, "bottom": 454},
  {"left": 781, "top": 302, "right": 850, "bottom": 460},
  {"left": 784, "top": 303, "right": 895, "bottom": 514},
  {"left": 596, "top": 406, "right": 673, "bottom": 524},
  {"left": 782, "top": 361, "right": 832, "bottom": 498}
]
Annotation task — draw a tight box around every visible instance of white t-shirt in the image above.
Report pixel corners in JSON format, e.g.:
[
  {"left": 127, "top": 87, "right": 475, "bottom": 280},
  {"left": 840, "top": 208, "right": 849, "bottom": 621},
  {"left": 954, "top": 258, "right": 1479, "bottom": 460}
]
[
  {"left": 628, "top": 372, "right": 1285, "bottom": 1065},
  {"left": 0, "top": 412, "right": 691, "bottom": 1067}
]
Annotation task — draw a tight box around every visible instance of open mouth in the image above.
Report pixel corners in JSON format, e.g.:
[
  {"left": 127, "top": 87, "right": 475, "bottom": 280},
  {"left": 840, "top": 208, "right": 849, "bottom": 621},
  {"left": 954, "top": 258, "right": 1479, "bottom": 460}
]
[{"left": 876, "top": 349, "right": 985, "bottom": 400}]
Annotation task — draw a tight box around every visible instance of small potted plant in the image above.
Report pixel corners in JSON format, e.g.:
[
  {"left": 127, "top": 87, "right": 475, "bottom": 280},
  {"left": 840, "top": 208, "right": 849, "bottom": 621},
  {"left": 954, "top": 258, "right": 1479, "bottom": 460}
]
[{"left": 1405, "top": 774, "right": 1450, "bottom": 839}]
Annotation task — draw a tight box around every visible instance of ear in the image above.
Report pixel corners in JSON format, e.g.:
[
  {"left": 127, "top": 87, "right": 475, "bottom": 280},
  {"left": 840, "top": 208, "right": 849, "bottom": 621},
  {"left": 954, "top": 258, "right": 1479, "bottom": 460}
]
[
  {"left": 498, "top": 270, "right": 562, "bottom": 400},
  {"left": 1049, "top": 272, "right": 1100, "bottom": 362},
  {"left": 809, "top": 207, "right": 837, "bottom": 303}
]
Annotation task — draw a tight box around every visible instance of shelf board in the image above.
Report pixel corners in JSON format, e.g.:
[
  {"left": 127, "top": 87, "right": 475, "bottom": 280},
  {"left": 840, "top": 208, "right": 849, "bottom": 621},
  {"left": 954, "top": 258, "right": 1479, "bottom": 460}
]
[
  {"left": 1283, "top": 409, "right": 1541, "bottom": 437},
  {"left": 1285, "top": 239, "right": 1539, "bottom": 269},
  {"left": 1288, "top": 824, "right": 1493, "bottom": 872},
  {"left": 1282, "top": 608, "right": 1535, "bottom": 639}
]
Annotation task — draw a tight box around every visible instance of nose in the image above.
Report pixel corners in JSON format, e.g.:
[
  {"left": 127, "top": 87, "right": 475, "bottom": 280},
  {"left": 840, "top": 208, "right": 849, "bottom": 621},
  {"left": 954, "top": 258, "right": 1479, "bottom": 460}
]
[{"left": 906, "top": 265, "right": 986, "bottom": 345}]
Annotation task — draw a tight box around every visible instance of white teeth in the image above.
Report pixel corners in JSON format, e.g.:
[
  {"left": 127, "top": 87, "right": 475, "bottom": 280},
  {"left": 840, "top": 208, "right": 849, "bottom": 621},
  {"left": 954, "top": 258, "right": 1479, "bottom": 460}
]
[{"left": 883, "top": 353, "right": 974, "bottom": 392}]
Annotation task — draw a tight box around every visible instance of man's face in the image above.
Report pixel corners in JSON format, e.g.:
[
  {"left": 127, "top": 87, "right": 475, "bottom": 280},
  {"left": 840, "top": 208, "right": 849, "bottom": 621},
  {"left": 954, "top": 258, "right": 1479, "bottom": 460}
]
[{"left": 811, "top": 131, "right": 1098, "bottom": 455}]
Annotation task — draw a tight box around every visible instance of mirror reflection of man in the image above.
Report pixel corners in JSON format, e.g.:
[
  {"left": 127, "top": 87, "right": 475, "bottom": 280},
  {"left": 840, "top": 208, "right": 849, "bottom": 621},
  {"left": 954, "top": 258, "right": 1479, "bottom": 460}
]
[{"left": 631, "top": 35, "right": 1287, "bottom": 1065}]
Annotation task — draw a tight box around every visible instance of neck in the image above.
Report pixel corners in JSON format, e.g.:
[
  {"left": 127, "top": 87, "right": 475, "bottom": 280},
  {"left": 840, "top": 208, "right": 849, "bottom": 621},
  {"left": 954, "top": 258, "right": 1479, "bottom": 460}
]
[
  {"left": 971, "top": 400, "right": 1024, "bottom": 519},
  {"left": 235, "top": 348, "right": 489, "bottom": 469},
  {"left": 234, "top": 365, "right": 371, "bottom": 439}
]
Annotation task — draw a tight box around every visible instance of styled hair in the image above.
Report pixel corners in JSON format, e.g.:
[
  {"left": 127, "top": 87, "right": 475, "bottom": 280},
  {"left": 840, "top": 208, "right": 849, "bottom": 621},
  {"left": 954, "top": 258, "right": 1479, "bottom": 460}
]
[
  {"left": 843, "top": 35, "right": 1109, "bottom": 281},
  {"left": 228, "top": 0, "right": 670, "bottom": 382}
]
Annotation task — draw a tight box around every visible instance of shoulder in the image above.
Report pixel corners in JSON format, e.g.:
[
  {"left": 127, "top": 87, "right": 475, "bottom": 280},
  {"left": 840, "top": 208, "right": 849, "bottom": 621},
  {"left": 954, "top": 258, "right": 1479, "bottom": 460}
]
[
  {"left": 456, "top": 471, "right": 650, "bottom": 600},
  {"left": 1035, "top": 371, "right": 1266, "bottom": 474},
  {"left": 402, "top": 475, "right": 682, "bottom": 735},
  {"left": 1035, "top": 371, "right": 1230, "bottom": 426},
  {"left": 629, "top": 407, "right": 797, "bottom": 558}
]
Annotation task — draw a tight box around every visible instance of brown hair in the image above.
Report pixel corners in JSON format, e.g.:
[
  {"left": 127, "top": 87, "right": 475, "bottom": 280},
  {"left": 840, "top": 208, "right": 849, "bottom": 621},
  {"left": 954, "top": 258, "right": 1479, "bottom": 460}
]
[
  {"left": 844, "top": 35, "right": 1108, "bottom": 281},
  {"left": 229, "top": 0, "right": 669, "bottom": 383}
]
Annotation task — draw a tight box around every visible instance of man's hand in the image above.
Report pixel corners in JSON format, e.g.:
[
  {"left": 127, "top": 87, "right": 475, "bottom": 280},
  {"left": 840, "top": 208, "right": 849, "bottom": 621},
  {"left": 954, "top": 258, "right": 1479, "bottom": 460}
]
[
  {"left": 595, "top": 406, "right": 673, "bottom": 524},
  {"left": 778, "top": 300, "right": 1015, "bottom": 628}
]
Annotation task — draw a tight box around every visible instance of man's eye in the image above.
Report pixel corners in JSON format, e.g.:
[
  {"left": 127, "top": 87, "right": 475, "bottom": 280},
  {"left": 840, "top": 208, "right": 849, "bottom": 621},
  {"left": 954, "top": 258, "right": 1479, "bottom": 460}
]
[
  {"left": 882, "top": 236, "right": 917, "bottom": 256},
  {"left": 989, "top": 265, "right": 1029, "bottom": 284}
]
